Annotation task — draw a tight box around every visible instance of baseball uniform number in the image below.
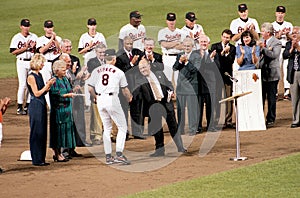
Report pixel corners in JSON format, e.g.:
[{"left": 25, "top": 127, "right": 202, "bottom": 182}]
[{"left": 102, "top": 74, "right": 109, "bottom": 86}]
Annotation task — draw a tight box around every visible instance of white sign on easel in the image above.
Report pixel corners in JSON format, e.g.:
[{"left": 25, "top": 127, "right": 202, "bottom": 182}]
[{"left": 233, "top": 69, "right": 266, "bottom": 131}]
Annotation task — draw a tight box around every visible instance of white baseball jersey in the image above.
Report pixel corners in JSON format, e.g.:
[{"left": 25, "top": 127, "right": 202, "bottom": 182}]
[
  {"left": 119, "top": 23, "right": 146, "bottom": 51},
  {"left": 89, "top": 64, "right": 128, "bottom": 94},
  {"left": 181, "top": 24, "right": 205, "bottom": 50},
  {"left": 158, "top": 27, "right": 184, "bottom": 54},
  {"left": 78, "top": 32, "right": 107, "bottom": 59},
  {"left": 92, "top": 64, "right": 128, "bottom": 155},
  {"left": 36, "top": 35, "right": 62, "bottom": 61},
  {"left": 272, "top": 21, "right": 293, "bottom": 47},
  {"left": 230, "top": 17, "right": 260, "bottom": 45},
  {"left": 10, "top": 32, "right": 38, "bottom": 59}
]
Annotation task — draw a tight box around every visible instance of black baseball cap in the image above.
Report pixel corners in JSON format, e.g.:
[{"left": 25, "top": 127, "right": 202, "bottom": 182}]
[
  {"left": 276, "top": 6, "right": 286, "bottom": 13},
  {"left": 130, "top": 11, "right": 142, "bottom": 19},
  {"left": 238, "top": 4, "right": 248, "bottom": 12},
  {"left": 87, "top": 18, "right": 97, "bottom": 25},
  {"left": 105, "top": 49, "right": 116, "bottom": 56},
  {"left": 44, "top": 20, "right": 54, "bottom": 28},
  {"left": 185, "top": 12, "right": 197, "bottom": 22},
  {"left": 166, "top": 13, "right": 176, "bottom": 21},
  {"left": 20, "top": 19, "right": 30, "bottom": 27}
]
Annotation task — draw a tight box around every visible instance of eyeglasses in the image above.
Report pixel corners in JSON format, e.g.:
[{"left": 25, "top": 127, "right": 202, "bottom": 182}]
[{"left": 64, "top": 46, "right": 72, "bottom": 49}]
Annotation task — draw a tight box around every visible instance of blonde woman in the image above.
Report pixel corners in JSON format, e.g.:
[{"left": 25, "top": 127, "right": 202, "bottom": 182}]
[{"left": 27, "top": 53, "right": 55, "bottom": 166}]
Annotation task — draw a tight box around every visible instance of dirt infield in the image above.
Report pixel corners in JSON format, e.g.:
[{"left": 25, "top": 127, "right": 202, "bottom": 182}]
[{"left": 0, "top": 78, "right": 299, "bottom": 198}]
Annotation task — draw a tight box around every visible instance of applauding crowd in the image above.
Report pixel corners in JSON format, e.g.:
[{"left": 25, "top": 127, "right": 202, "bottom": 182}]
[{"left": 3, "top": 4, "right": 298, "bottom": 167}]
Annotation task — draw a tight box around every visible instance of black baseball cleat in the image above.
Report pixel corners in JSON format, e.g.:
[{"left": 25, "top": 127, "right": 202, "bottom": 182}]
[
  {"left": 266, "top": 121, "right": 275, "bottom": 128},
  {"left": 291, "top": 123, "right": 299, "bottom": 128},
  {"left": 17, "top": 108, "right": 27, "bottom": 115}
]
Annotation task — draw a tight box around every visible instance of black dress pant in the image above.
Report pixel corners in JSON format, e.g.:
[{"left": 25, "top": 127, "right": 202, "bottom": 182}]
[
  {"left": 198, "top": 92, "right": 216, "bottom": 129},
  {"left": 148, "top": 102, "right": 183, "bottom": 151},
  {"left": 262, "top": 80, "right": 279, "bottom": 123}
]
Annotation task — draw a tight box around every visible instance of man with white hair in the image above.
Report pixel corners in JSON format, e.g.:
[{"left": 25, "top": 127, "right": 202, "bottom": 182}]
[{"left": 258, "top": 22, "right": 282, "bottom": 128}]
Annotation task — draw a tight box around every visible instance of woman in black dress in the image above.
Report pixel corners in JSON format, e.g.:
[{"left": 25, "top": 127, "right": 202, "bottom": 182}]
[{"left": 27, "top": 53, "right": 55, "bottom": 166}]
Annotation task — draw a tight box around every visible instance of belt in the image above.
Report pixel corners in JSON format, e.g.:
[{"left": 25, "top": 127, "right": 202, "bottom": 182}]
[
  {"left": 164, "top": 53, "right": 178, "bottom": 56},
  {"left": 18, "top": 58, "right": 31, "bottom": 61},
  {"left": 282, "top": 46, "right": 286, "bottom": 48},
  {"left": 96, "top": 92, "right": 114, "bottom": 96},
  {"left": 47, "top": 60, "right": 54, "bottom": 63}
]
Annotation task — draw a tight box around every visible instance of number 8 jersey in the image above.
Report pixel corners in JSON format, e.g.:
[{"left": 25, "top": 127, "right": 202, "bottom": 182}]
[{"left": 88, "top": 64, "right": 128, "bottom": 94}]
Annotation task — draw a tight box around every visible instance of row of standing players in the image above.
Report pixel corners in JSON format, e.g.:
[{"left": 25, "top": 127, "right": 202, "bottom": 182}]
[{"left": 8, "top": 4, "right": 300, "bottom": 166}]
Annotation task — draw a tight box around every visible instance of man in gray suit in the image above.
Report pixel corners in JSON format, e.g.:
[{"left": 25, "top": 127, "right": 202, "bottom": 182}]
[
  {"left": 259, "top": 22, "right": 282, "bottom": 128},
  {"left": 173, "top": 38, "right": 200, "bottom": 135}
]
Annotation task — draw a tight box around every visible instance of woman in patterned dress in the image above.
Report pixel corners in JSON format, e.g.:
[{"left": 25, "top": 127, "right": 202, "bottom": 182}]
[{"left": 49, "top": 60, "right": 76, "bottom": 162}]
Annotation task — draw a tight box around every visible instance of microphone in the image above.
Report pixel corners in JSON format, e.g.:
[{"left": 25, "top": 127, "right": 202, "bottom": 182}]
[{"left": 224, "top": 72, "right": 238, "bottom": 82}]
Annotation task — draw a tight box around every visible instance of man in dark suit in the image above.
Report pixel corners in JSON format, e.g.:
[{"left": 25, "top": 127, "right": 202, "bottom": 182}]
[
  {"left": 283, "top": 26, "right": 300, "bottom": 128},
  {"left": 141, "top": 38, "right": 164, "bottom": 71},
  {"left": 259, "top": 22, "right": 282, "bottom": 128},
  {"left": 192, "top": 34, "right": 221, "bottom": 132},
  {"left": 211, "top": 29, "right": 236, "bottom": 129},
  {"left": 136, "top": 59, "right": 187, "bottom": 156},
  {"left": 115, "top": 36, "right": 144, "bottom": 139}
]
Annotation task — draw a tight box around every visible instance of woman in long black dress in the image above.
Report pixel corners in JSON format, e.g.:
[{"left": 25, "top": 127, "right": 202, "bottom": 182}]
[{"left": 27, "top": 53, "right": 55, "bottom": 166}]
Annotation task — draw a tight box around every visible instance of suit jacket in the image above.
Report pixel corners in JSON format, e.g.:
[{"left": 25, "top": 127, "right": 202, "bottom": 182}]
[
  {"left": 190, "top": 49, "right": 220, "bottom": 94},
  {"left": 283, "top": 41, "right": 300, "bottom": 84},
  {"left": 211, "top": 42, "right": 236, "bottom": 85},
  {"left": 173, "top": 52, "right": 199, "bottom": 95},
  {"left": 135, "top": 71, "right": 174, "bottom": 117},
  {"left": 259, "top": 36, "right": 282, "bottom": 82},
  {"left": 87, "top": 56, "right": 103, "bottom": 73},
  {"left": 115, "top": 48, "right": 143, "bottom": 92},
  {"left": 140, "top": 51, "right": 164, "bottom": 71}
]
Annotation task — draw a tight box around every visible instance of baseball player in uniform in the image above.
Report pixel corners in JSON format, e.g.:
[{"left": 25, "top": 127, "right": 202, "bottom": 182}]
[
  {"left": 181, "top": 12, "right": 205, "bottom": 50},
  {"left": 36, "top": 20, "right": 62, "bottom": 108},
  {"left": 10, "top": 19, "right": 38, "bottom": 115},
  {"left": 158, "top": 13, "right": 184, "bottom": 87},
  {"left": 78, "top": 18, "right": 107, "bottom": 111},
  {"left": 119, "top": 10, "right": 146, "bottom": 51},
  {"left": 272, "top": 6, "right": 293, "bottom": 99},
  {"left": 88, "top": 49, "right": 132, "bottom": 165},
  {"left": 230, "top": 4, "right": 260, "bottom": 46}
]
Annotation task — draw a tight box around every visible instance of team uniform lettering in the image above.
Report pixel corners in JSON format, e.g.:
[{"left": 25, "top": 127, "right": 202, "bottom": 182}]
[
  {"left": 96, "top": 67, "right": 116, "bottom": 74},
  {"left": 128, "top": 31, "right": 146, "bottom": 42},
  {"left": 165, "top": 34, "right": 181, "bottom": 42}
]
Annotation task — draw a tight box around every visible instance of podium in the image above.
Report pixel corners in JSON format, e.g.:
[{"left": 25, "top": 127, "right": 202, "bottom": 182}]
[{"left": 219, "top": 91, "right": 252, "bottom": 161}]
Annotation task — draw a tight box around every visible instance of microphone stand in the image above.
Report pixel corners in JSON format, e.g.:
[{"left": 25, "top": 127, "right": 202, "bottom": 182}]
[{"left": 229, "top": 75, "right": 247, "bottom": 161}]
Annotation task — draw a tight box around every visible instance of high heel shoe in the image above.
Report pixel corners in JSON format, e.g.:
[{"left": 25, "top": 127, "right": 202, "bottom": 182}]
[{"left": 53, "top": 155, "right": 69, "bottom": 162}]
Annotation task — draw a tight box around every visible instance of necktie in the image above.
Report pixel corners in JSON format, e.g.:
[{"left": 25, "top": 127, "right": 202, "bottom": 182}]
[
  {"left": 149, "top": 76, "right": 162, "bottom": 101},
  {"left": 294, "top": 54, "right": 299, "bottom": 71},
  {"left": 264, "top": 40, "right": 267, "bottom": 48},
  {"left": 129, "top": 53, "right": 133, "bottom": 61}
]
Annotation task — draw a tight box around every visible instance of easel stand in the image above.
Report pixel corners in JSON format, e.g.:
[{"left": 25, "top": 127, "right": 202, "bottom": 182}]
[{"left": 219, "top": 81, "right": 252, "bottom": 161}]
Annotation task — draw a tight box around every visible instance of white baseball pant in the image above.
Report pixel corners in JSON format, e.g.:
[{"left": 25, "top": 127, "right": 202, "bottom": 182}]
[
  {"left": 162, "top": 55, "right": 178, "bottom": 87},
  {"left": 16, "top": 59, "right": 31, "bottom": 104},
  {"left": 96, "top": 94, "right": 127, "bottom": 155}
]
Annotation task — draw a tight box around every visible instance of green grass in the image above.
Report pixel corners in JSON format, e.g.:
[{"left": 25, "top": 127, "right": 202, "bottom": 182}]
[
  {"left": 0, "top": 0, "right": 299, "bottom": 78},
  {"left": 125, "top": 153, "right": 300, "bottom": 198}
]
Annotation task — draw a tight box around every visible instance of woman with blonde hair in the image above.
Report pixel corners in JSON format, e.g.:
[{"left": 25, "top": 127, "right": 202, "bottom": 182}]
[{"left": 27, "top": 53, "right": 55, "bottom": 166}]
